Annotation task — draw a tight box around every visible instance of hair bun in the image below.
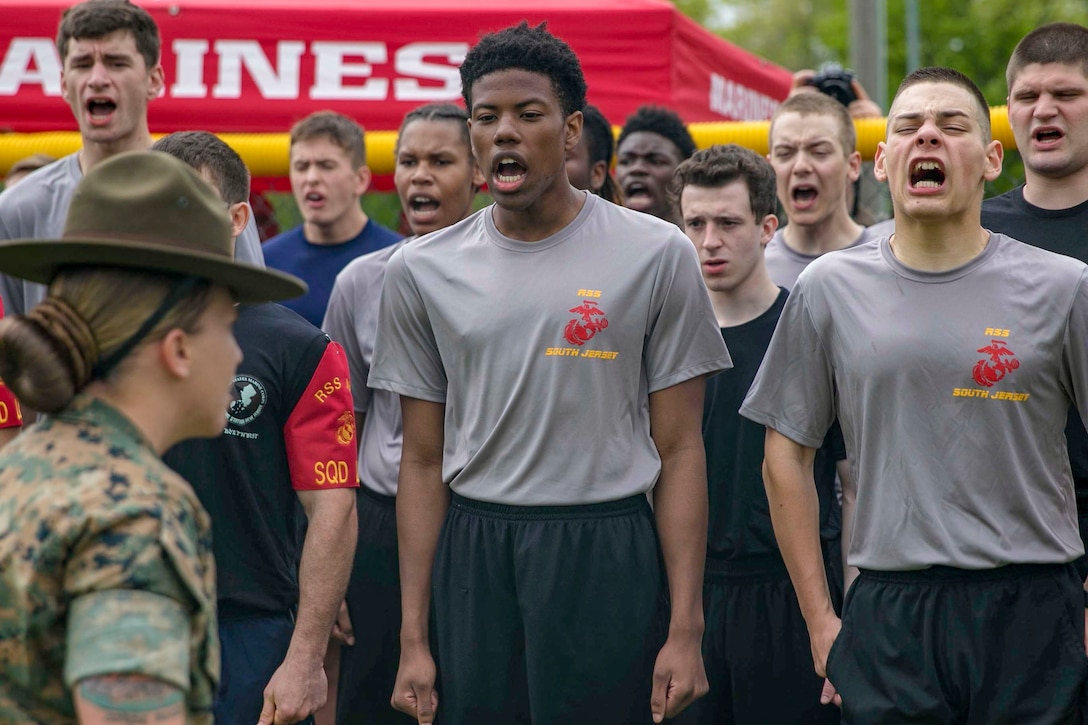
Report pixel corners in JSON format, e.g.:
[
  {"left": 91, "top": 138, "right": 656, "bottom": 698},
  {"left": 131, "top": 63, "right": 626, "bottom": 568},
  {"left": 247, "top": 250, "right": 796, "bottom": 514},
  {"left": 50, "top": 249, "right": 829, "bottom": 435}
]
[{"left": 26, "top": 297, "right": 99, "bottom": 392}]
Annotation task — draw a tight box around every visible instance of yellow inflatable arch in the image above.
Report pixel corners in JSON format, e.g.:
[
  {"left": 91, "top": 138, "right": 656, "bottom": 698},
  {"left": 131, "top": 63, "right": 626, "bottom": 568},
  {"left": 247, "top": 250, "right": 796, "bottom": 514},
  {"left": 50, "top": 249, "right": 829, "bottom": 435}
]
[{"left": 0, "top": 107, "right": 1014, "bottom": 178}]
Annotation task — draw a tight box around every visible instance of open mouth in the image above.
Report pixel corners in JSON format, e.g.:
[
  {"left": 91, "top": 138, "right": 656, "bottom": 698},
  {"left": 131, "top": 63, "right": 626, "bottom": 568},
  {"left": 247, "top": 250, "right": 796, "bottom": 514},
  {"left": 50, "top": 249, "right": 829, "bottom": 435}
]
[
  {"left": 623, "top": 181, "right": 656, "bottom": 211},
  {"left": 1034, "top": 127, "right": 1064, "bottom": 145},
  {"left": 909, "top": 160, "right": 946, "bottom": 190},
  {"left": 86, "top": 98, "right": 116, "bottom": 122},
  {"left": 791, "top": 185, "right": 818, "bottom": 205},
  {"left": 409, "top": 195, "right": 440, "bottom": 216},
  {"left": 494, "top": 157, "right": 527, "bottom": 190}
]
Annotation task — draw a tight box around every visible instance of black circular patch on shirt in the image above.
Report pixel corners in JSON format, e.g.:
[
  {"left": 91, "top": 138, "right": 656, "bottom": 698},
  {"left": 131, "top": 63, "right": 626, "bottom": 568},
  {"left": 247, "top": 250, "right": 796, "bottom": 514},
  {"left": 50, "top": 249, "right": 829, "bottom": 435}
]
[{"left": 227, "top": 374, "right": 267, "bottom": 427}]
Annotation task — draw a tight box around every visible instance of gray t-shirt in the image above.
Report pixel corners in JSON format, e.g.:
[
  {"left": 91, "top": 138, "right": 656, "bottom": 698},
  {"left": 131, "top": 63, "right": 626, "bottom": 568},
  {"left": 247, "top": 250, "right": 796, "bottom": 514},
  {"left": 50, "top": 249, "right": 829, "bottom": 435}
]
[
  {"left": 370, "top": 192, "right": 732, "bottom": 505},
  {"left": 323, "top": 239, "right": 407, "bottom": 497},
  {"left": 741, "top": 234, "right": 1088, "bottom": 570},
  {"left": 867, "top": 218, "right": 895, "bottom": 239},
  {"left": 764, "top": 226, "right": 875, "bottom": 289},
  {"left": 0, "top": 153, "right": 265, "bottom": 315}
]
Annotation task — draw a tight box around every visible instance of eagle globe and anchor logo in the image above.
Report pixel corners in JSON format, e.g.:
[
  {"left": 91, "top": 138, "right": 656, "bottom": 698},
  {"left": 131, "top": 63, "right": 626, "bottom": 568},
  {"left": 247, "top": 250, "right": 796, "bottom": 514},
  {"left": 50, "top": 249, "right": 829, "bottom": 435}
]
[{"left": 227, "top": 374, "right": 268, "bottom": 426}]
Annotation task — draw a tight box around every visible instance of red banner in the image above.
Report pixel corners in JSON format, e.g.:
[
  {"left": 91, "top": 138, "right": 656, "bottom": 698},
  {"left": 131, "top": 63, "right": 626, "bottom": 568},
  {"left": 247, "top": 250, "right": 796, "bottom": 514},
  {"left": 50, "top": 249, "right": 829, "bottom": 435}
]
[{"left": 0, "top": 0, "right": 791, "bottom": 134}]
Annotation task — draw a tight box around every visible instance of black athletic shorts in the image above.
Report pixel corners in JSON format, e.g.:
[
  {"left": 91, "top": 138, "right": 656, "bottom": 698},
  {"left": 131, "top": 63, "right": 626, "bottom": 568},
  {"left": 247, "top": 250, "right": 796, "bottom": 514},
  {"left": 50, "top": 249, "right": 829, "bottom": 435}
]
[
  {"left": 217, "top": 610, "right": 314, "bottom": 725},
  {"left": 827, "top": 563, "right": 1088, "bottom": 724},
  {"left": 337, "top": 487, "right": 415, "bottom": 725},
  {"left": 674, "top": 554, "right": 840, "bottom": 725},
  {"left": 431, "top": 492, "right": 668, "bottom": 725}
]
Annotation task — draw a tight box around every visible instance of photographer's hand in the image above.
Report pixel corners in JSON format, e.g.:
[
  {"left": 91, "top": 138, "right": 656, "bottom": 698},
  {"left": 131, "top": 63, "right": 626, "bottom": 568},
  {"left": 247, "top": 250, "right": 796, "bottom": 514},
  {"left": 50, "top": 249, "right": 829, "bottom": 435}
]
[
  {"left": 788, "top": 69, "right": 820, "bottom": 96},
  {"left": 847, "top": 78, "right": 883, "bottom": 119}
]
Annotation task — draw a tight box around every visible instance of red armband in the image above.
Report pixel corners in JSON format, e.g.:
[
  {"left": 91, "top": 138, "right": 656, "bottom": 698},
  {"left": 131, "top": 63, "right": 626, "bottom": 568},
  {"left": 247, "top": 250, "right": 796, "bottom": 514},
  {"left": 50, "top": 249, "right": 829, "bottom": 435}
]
[
  {"left": 0, "top": 299, "right": 22, "bottom": 429},
  {"left": 0, "top": 383, "right": 22, "bottom": 429},
  {"left": 284, "top": 341, "right": 359, "bottom": 490}
]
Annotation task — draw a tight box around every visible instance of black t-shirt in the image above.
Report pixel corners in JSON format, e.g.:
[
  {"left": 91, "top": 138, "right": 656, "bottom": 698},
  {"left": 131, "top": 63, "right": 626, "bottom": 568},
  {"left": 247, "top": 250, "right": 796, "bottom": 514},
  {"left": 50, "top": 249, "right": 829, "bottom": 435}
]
[
  {"left": 703, "top": 289, "right": 841, "bottom": 561},
  {"left": 983, "top": 188, "right": 1088, "bottom": 497},
  {"left": 164, "top": 303, "right": 330, "bottom": 615}
]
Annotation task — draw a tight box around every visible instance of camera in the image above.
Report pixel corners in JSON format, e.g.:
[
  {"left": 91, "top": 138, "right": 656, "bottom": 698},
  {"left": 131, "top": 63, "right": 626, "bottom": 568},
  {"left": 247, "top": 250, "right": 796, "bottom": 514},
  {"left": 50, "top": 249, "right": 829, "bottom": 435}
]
[{"left": 808, "top": 63, "right": 858, "bottom": 107}]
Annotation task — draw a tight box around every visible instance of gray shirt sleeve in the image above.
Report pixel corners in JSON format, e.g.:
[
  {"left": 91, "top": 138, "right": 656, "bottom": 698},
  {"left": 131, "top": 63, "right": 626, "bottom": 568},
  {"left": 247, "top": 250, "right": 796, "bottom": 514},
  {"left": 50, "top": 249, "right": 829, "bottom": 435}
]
[
  {"left": 740, "top": 279, "right": 836, "bottom": 449},
  {"left": 645, "top": 233, "right": 733, "bottom": 392},
  {"left": 370, "top": 248, "right": 447, "bottom": 403},
  {"left": 1061, "top": 269, "right": 1088, "bottom": 422},
  {"left": 323, "top": 271, "right": 371, "bottom": 416},
  {"left": 0, "top": 181, "right": 29, "bottom": 319}
]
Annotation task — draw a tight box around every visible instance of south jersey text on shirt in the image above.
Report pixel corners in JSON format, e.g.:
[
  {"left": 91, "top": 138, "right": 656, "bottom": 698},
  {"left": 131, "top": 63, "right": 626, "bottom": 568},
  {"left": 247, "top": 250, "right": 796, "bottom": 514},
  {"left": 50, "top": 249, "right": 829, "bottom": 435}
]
[
  {"left": 741, "top": 234, "right": 1088, "bottom": 571},
  {"left": 369, "top": 192, "right": 731, "bottom": 506}
]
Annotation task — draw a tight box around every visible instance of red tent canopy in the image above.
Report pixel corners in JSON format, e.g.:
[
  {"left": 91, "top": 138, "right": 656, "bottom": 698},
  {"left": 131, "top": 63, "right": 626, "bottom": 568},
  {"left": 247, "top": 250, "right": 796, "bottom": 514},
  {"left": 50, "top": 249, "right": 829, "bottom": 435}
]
[{"left": 0, "top": 0, "right": 791, "bottom": 134}]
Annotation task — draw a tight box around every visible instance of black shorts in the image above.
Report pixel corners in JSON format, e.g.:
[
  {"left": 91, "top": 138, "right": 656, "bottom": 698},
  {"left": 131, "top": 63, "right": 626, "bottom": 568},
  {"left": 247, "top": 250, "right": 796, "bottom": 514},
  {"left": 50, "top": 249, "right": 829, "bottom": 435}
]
[
  {"left": 432, "top": 492, "right": 667, "bottom": 725},
  {"left": 674, "top": 554, "right": 839, "bottom": 725},
  {"left": 337, "top": 487, "right": 415, "bottom": 724},
  {"left": 827, "top": 563, "right": 1088, "bottom": 724},
  {"left": 217, "top": 611, "right": 314, "bottom": 725}
]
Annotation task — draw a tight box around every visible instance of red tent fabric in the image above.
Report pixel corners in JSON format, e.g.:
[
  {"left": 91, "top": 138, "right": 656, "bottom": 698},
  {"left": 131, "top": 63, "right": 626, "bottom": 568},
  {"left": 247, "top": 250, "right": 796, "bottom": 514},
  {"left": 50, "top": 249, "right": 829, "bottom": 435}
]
[{"left": 0, "top": 0, "right": 791, "bottom": 134}]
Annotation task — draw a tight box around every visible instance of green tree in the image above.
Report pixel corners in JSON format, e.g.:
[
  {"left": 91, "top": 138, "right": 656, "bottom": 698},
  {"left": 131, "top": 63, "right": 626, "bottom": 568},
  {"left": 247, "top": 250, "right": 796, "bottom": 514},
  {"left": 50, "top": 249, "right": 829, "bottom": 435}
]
[
  {"left": 684, "top": 0, "right": 1087, "bottom": 101},
  {"left": 673, "top": 0, "right": 1088, "bottom": 195},
  {"left": 672, "top": 0, "right": 715, "bottom": 26}
]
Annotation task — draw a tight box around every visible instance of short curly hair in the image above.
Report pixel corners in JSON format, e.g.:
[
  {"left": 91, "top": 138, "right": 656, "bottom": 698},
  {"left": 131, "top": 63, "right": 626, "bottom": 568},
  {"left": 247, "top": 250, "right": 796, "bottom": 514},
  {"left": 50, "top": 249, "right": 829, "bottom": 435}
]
[
  {"left": 617, "top": 105, "right": 697, "bottom": 160},
  {"left": 57, "top": 0, "right": 160, "bottom": 70},
  {"left": 669, "top": 144, "right": 778, "bottom": 221},
  {"left": 460, "top": 22, "right": 587, "bottom": 118}
]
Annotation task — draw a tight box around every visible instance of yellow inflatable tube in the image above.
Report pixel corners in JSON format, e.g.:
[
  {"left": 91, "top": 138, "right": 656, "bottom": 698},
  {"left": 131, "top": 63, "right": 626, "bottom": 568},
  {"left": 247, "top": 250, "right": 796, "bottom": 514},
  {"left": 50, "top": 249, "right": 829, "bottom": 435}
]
[{"left": 0, "top": 107, "right": 1014, "bottom": 177}]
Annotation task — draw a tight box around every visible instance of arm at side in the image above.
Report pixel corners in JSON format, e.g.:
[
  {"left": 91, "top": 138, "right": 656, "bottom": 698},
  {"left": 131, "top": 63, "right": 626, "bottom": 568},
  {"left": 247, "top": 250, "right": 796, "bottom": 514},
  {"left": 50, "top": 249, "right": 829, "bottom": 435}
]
[
  {"left": 764, "top": 427, "right": 840, "bottom": 676},
  {"left": 648, "top": 376, "right": 710, "bottom": 720}
]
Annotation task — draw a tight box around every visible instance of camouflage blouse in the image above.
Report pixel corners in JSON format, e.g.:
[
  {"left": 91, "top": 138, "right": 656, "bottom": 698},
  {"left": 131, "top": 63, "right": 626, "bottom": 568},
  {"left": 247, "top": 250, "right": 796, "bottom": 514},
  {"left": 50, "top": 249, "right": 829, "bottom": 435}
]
[{"left": 0, "top": 394, "right": 218, "bottom": 723}]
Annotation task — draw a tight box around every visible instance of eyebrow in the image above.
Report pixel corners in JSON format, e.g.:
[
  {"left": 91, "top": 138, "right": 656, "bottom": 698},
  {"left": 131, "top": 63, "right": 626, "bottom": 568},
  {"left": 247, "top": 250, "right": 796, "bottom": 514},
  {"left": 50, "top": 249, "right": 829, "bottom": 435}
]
[
  {"left": 67, "top": 51, "right": 135, "bottom": 63},
  {"left": 891, "top": 109, "right": 973, "bottom": 124},
  {"left": 772, "top": 138, "right": 835, "bottom": 149},
  {"left": 472, "top": 97, "right": 551, "bottom": 111}
]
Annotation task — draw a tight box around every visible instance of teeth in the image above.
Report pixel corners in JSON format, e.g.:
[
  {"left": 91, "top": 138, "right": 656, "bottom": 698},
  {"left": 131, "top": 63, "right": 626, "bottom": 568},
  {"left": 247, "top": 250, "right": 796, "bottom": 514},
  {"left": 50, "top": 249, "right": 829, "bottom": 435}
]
[
  {"left": 913, "top": 161, "right": 941, "bottom": 172},
  {"left": 914, "top": 180, "right": 941, "bottom": 189},
  {"left": 497, "top": 175, "right": 521, "bottom": 183}
]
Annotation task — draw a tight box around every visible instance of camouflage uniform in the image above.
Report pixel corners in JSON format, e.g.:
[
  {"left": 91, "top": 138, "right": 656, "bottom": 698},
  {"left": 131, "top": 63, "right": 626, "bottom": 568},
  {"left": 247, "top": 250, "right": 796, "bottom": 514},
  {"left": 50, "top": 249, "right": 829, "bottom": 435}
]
[{"left": 0, "top": 394, "right": 219, "bottom": 723}]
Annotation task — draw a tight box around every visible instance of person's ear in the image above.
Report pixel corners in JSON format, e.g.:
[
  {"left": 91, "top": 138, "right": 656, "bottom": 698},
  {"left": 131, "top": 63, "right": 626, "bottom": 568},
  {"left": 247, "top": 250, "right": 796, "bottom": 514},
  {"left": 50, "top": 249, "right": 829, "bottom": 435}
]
[
  {"left": 565, "top": 110, "right": 584, "bottom": 153},
  {"left": 157, "top": 328, "right": 193, "bottom": 380},
  {"left": 983, "top": 139, "right": 1004, "bottom": 182},
  {"left": 760, "top": 213, "right": 779, "bottom": 247},
  {"left": 589, "top": 160, "right": 608, "bottom": 194},
  {"left": 147, "top": 62, "right": 165, "bottom": 101},
  {"left": 355, "top": 165, "right": 373, "bottom": 197},
  {"left": 229, "top": 201, "right": 250, "bottom": 241},
  {"left": 471, "top": 162, "right": 486, "bottom": 193},
  {"left": 847, "top": 150, "right": 862, "bottom": 183},
  {"left": 873, "top": 142, "right": 888, "bottom": 183}
]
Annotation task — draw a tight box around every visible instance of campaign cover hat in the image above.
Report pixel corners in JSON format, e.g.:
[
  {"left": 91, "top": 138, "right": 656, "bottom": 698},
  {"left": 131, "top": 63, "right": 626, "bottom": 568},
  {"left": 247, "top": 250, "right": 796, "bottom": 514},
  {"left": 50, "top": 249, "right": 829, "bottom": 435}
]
[{"left": 0, "top": 151, "right": 306, "bottom": 303}]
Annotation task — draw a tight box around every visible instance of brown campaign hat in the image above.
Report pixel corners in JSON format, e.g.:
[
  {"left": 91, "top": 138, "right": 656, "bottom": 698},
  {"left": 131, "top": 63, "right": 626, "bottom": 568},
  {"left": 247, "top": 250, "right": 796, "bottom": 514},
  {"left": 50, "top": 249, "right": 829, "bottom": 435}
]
[{"left": 0, "top": 151, "right": 306, "bottom": 303}]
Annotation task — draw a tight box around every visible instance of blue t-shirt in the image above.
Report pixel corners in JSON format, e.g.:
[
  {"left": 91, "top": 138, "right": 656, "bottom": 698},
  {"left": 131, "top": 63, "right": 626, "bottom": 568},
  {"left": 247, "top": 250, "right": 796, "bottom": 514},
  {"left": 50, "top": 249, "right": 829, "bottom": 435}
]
[{"left": 263, "top": 220, "right": 401, "bottom": 326}]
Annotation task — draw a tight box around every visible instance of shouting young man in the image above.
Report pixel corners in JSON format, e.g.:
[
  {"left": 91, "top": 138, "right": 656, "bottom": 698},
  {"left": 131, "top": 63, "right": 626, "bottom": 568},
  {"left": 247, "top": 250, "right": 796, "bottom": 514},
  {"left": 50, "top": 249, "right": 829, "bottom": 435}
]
[
  {"left": 982, "top": 23, "right": 1088, "bottom": 581},
  {"left": 370, "top": 22, "right": 729, "bottom": 725},
  {"left": 743, "top": 67, "right": 1088, "bottom": 722},
  {"left": 0, "top": 0, "right": 264, "bottom": 320}
]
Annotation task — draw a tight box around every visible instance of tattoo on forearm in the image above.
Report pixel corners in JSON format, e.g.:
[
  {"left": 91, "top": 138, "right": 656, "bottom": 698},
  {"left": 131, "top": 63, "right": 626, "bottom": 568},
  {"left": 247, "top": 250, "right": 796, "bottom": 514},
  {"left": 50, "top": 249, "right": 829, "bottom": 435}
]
[{"left": 79, "top": 676, "right": 184, "bottom": 722}]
